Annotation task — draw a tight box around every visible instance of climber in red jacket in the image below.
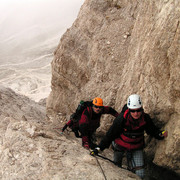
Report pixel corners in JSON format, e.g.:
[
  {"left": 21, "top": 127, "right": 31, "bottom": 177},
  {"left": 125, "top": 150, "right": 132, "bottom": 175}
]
[
  {"left": 79, "top": 97, "right": 119, "bottom": 149},
  {"left": 91, "top": 94, "right": 168, "bottom": 179}
]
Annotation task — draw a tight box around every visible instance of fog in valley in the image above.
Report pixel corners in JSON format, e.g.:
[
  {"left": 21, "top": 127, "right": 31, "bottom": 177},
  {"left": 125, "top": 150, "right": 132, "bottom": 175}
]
[{"left": 0, "top": 0, "right": 84, "bottom": 101}]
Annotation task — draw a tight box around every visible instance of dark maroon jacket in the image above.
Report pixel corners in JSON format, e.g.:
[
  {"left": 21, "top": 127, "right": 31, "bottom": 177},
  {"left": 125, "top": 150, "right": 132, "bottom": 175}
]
[{"left": 79, "top": 106, "right": 119, "bottom": 136}]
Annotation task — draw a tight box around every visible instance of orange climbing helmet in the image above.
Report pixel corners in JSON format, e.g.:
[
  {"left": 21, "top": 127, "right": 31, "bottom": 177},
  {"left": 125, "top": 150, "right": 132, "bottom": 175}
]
[{"left": 92, "top": 97, "right": 103, "bottom": 106}]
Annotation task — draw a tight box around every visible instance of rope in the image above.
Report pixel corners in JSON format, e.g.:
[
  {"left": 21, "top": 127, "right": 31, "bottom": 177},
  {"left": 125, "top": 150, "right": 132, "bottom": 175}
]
[
  {"left": 89, "top": 150, "right": 107, "bottom": 180},
  {"left": 97, "top": 154, "right": 115, "bottom": 164},
  {"left": 95, "top": 155, "right": 108, "bottom": 180}
]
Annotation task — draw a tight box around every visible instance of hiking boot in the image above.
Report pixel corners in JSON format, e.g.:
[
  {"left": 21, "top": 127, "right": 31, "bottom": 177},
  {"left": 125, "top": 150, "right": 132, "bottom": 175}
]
[{"left": 83, "top": 142, "right": 90, "bottom": 149}]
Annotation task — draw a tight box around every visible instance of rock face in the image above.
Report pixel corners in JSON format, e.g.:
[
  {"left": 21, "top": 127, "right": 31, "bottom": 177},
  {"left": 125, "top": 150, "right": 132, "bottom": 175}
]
[
  {"left": 0, "top": 86, "right": 140, "bottom": 180},
  {"left": 47, "top": 0, "right": 180, "bottom": 176},
  {"left": 0, "top": 86, "right": 46, "bottom": 122}
]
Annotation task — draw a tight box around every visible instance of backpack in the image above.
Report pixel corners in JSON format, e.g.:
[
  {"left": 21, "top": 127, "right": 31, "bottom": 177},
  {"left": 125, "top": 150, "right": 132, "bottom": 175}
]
[
  {"left": 71, "top": 100, "right": 92, "bottom": 122},
  {"left": 62, "top": 100, "right": 92, "bottom": 137},
  {"left": 121, "top": 104, "right": 128, "bottom": 114}
]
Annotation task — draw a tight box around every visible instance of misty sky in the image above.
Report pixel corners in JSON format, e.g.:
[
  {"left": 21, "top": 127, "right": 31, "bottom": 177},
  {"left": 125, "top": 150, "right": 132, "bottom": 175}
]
[
  {"left": 0, "top": 0, "right": 84, "bottom": 61},
  {"left": 0, "top": 0, "right": 84, "bottom": 40}
]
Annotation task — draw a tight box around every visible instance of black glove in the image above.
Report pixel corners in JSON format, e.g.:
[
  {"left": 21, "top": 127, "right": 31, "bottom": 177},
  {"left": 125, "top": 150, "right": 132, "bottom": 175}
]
[
  {"left": 90, "top": 147, "right": 100, "bottom": 156},
  {"left": 62, "top": 124, "right": 68, "bottom": 132}
]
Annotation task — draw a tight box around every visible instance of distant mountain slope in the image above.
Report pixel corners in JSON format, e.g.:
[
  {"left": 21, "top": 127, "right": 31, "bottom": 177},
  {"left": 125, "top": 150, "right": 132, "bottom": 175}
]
[{"left": 0, "top": 0, "right": 84, "bottom": 102}]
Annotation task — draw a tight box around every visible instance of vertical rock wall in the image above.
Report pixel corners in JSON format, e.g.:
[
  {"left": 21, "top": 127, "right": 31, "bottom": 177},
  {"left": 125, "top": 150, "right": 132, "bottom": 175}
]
[{"left": 47, "top": 0, "right": 180, "bottom": 174}]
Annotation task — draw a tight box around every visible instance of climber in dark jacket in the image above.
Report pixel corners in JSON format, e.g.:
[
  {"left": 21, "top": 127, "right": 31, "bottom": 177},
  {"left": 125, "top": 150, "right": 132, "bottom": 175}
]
[
  {"left": 91, "top": 94, "right": 168, "bottom": 179},
  {"left": 79, "top": 97, "right": 119, "bottom": 149}
]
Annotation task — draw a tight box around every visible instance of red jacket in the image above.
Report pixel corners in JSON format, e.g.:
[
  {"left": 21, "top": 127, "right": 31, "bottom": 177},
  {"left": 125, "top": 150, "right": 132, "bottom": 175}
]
[
  {"left": 114, "top": 109, "right": 146, "bottom": 150},
  {"left": 99, "top": 105, "right": 164, "bottom": 151}
]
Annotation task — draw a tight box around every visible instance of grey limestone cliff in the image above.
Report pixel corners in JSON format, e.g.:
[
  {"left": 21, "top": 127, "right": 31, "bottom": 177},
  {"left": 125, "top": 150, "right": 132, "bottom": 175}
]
[{"left": 47, "top": 0, "right": 180, "bottom": 176}]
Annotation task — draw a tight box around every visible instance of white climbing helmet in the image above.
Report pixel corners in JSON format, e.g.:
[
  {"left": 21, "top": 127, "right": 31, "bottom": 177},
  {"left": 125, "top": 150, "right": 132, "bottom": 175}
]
[{"left": 127, "top": 94, "right": 142, "bottom": 109}]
